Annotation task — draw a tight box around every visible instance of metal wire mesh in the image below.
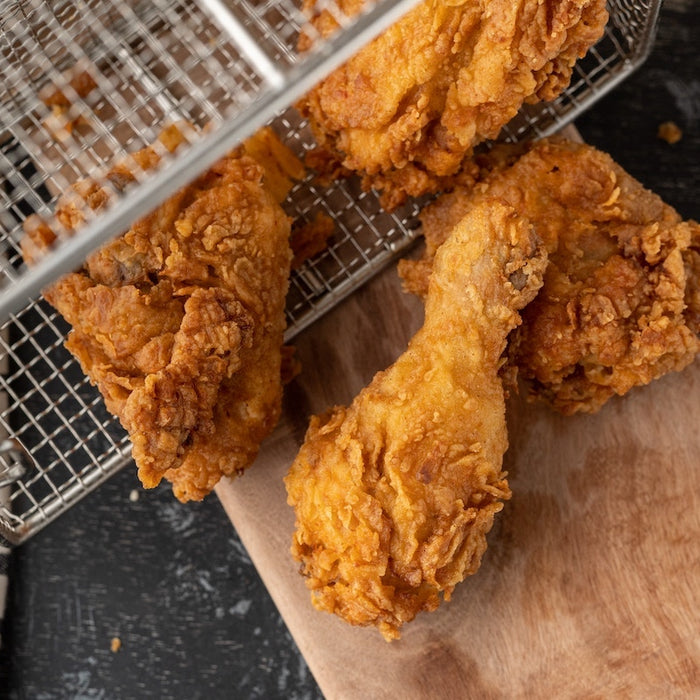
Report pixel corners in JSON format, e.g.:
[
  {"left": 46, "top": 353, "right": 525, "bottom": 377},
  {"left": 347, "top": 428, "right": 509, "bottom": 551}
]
[{"left": 0, "top": 0, "right": 662, "bottom": 543}]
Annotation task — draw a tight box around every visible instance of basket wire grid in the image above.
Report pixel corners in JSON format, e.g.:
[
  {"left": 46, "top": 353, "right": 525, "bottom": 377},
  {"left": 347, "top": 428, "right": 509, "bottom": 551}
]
[{"left": 0, "top": 0, "right": 662, "bottom": 543}]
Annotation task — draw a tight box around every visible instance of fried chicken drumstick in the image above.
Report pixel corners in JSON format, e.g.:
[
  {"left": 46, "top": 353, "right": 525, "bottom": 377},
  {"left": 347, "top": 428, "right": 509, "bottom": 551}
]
[
  {"left": 285, "top": 201, "right": 547, "bottom": 639},
  {"left": 23, "top": 127, "right": 295, "bottom": 501},
  {"left": 298, "top": 0, "right": 608, "bottom": 208},
  {"left": 399, "top": 139, "right": 700, "bottom": 414}
]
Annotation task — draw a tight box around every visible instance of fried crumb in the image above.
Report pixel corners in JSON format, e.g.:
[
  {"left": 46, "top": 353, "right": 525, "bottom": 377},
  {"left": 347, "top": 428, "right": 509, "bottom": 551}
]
[
  {"left": 290, "top": 212, "right": 335, "bottom": 268},
  {"left": 128, "top": 489, "right": 140, "bottom": 502},
  {"left": 39, "top": 68, "right": 99, "bottom": 142},
  {"left": 280, "top": 345, "right": 302, "bottom": 384},
  {"left": 658, "top": 121, "right": 683, "bottom": 145},
  {"left": 110, "top": 637, "right": 122, "bottom": 653},
  {"left": 242, "top": 127, "right": 305, "bottom": 203}
]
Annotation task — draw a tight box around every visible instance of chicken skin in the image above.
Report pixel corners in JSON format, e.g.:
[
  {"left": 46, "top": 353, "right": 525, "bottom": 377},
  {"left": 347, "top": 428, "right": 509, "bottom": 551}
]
[
  {"left": 399, "top": 139, "right": 700, "bottom": 414},
  {"left": 285, "top": 200, "right": 547, "bottom": 639},
  {"left": 24, "top": 129, "right": 294, "bottom": 501},
  {"left": 298, "top": 0, "right": 608, "bottom": 208}
]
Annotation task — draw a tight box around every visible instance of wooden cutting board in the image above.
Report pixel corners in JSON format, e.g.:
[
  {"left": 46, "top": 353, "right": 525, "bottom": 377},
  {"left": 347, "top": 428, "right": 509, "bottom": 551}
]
[{"left": 216, "top": 248, "right": 700, "bottom": 698}]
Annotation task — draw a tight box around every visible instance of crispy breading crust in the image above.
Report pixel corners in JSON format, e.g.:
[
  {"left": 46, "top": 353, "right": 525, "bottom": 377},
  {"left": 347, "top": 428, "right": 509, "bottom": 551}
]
[
  {"left": 25, "top": 130, "right": 293, "bottom": 501},
  {"left": 298, "top": 0, "right": 608, "bottom": 208},
  {"left": 286, "top": 201, "right": 547, "bottom": 639},
  {"left": 399, "top": 139, "right": 700, "bottom": 414}
]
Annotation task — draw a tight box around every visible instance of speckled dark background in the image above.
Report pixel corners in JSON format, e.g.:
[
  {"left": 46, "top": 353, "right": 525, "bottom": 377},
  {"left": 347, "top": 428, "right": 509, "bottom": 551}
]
[
  {"left": 1, "top": 1, "right": 698, "bottom": 698},
  {"left": 3, "top": 469, "right": 324, "bottom": 699}
]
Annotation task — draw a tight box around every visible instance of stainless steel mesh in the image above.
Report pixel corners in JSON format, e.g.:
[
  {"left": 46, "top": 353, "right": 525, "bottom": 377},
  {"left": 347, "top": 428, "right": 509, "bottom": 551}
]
[{"left": 0, "top": 0, "right": 662, "bottom": 543}]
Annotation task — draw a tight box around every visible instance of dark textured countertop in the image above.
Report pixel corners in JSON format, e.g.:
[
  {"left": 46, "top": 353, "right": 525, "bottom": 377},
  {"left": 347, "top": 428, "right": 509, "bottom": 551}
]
[{"left": 1, "top": 1, "right": 698, "bottom": 698}]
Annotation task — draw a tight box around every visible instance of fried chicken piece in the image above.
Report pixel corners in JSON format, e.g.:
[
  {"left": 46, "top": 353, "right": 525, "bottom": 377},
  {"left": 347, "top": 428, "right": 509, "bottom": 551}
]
[
  {"left": 298, "top": 0, "right": 608, "bottom": 208},
  {"left": 399, "top": 139, "right": 700, "bottom": 414},
  {"left": 25, "top": 129, "right": 294, "bottom": 501},
  {"left": 285, "top": 201, "right": 547, "bottom": 639}
]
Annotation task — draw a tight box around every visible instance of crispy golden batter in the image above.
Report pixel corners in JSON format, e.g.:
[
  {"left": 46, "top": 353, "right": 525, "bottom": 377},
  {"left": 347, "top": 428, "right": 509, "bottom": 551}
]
[
  {"left": 285, "top": 201, "right": 547, "bottom": 639},
  {"left": 298, "top": 0, "right": 608, "bottom": 208},
  {"left": 399, "top": 139, "right": 700, "bottom": 414},
  {"left": 25, "top": 129, "right": 294, "bottom": 501}
]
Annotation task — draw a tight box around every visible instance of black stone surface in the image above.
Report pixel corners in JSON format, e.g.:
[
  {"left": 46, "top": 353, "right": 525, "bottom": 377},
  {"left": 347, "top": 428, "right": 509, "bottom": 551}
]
[
  {"left": 1, "top": 468, "right": 323, "bottom": 700},
  {"left": 1, "top": 2, "right": 697, "bottom": 698},
  {"left": 577, "top": 0, "right": 699, "bottom": 223}
]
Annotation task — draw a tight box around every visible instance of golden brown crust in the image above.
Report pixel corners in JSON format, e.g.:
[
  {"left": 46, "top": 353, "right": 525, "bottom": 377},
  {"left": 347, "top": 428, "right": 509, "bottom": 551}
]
[
  {"left": 400, "top": 139, "right": 700, "bottom": 414},
  {"left": 286, "top": 201, "right": 547, "bottom": 639},
  {"left": 298, "top": 0, "right": 608, "bottom": 208},
  {"left": 26, "top": 131, "right": 293, "bottom": 501}
]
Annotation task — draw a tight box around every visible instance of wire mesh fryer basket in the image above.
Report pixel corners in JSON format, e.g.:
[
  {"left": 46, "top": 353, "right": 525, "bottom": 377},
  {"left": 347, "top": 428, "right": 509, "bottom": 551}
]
[{"left": 0, "top": 0, "right": 662, "bottom": 543}]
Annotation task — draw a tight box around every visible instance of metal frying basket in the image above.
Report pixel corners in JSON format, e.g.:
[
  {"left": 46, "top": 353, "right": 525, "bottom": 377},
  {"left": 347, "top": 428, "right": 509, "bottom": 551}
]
[{"left": 0, "top": 0, "right": 662, "bottom": 543}]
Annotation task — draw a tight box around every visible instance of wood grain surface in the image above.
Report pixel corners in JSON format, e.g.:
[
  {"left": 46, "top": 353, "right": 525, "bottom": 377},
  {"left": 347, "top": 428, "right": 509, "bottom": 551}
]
[{"left": 216, "top": 247, "right": 700, "bottom": 698}]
